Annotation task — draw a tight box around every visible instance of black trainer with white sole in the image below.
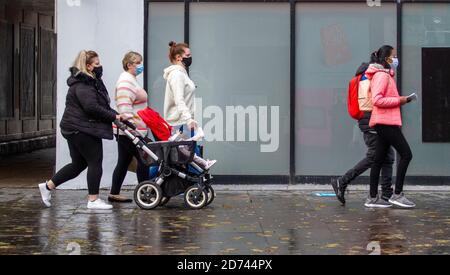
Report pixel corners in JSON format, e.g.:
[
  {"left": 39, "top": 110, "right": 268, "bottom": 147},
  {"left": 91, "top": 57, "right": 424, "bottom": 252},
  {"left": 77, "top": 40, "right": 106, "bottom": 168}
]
[{"left": 331, "top": 178, "right": 346, "bottom": 205}]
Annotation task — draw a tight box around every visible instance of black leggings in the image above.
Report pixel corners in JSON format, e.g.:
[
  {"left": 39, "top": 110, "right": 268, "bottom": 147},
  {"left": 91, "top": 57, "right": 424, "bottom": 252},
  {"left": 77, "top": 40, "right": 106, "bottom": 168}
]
[
  {"left": 110, "top": 135, "right": 149, "bottom": 195},
  {"left": 52, "top": 132, "right": 103, "bottom": 195},
  {"left": 370, "top": 125, "right": 413, "bottom": 198}
]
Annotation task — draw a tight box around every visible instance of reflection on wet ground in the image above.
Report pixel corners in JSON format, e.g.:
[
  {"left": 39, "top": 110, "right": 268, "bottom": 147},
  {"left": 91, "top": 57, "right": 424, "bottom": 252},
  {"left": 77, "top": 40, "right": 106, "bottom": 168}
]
[{"left": 0, "top": 189, "right": 449, "bottom": 255}]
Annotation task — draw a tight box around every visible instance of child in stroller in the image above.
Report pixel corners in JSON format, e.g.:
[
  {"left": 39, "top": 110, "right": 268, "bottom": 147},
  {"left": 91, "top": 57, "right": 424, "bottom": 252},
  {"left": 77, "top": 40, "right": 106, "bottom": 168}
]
[
  {"left": 168, "top": 127, "right": 217, "bottom": 171},
  {"left": 113, "top": 107, "right": 216, "bottom": 210}
]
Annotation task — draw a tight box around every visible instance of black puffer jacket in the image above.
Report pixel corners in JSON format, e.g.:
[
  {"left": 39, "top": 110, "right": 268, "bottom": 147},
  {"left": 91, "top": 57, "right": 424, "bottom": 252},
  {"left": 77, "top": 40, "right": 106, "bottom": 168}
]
[
  {"left": 355, "top": 62, "right": 375, "bottom": 133},
  {"left": 60, "top": 67, "right": 117, "bottom": 140}
]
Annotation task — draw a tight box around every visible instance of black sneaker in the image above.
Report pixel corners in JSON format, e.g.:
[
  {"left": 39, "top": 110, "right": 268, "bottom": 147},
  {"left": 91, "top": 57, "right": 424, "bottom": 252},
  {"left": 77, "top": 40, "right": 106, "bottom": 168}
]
[
  {"left": 331, "top": 178, "right": 346, "bottom": 205},
  {"left": 381, "top": 193, "right": 393, "bottom": 202},
  {"left": 381, "top": 187, "right": 394, "bottom": 201}
]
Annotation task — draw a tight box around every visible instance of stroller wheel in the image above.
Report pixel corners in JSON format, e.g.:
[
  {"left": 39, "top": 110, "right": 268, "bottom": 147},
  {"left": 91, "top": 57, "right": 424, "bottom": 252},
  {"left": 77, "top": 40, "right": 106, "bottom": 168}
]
[
  {"left": 134, "top": 181, "right": 162, "bottom": 210},
  {"left": 184, "top": 186, "right": 208, "bottom": 210},
  {"left": 159, "top": 196, "right": 171, "bottom": 207},
  {"left": 205, "top": 186, "right": 215, "bottom": 206}
]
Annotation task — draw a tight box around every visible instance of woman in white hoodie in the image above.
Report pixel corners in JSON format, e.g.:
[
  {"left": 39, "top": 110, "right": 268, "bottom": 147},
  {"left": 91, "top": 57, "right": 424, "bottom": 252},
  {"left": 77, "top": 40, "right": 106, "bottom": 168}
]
[
  {"left": 164, "top": 41, "right": 216, "bottom": 170},
  {"left": 164, "top": 41, "right": 197, "bottom": 132}
]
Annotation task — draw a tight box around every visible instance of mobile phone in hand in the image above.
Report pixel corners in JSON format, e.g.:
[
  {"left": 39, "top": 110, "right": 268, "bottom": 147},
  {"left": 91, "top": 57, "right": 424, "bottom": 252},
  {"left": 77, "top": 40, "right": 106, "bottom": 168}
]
[{"left": 407, "top": 93, "right": 418, "bottom": 102}]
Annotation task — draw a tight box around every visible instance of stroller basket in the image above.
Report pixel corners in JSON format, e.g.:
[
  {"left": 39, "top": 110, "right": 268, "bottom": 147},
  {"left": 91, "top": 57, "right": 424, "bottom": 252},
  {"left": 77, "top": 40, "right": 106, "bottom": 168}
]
[{"left": 141, "top": 140, "right": 197, "bottom": 166}]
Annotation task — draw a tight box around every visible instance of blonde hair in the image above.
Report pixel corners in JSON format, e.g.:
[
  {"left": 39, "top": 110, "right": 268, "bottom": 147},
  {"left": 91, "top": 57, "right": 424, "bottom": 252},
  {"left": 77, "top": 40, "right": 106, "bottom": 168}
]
[
  {"left": 72, "top": 50, "right": 98, "bottom": 78},
  {"left": 122, "top": 51, "right": 143, "bottom": 71}
]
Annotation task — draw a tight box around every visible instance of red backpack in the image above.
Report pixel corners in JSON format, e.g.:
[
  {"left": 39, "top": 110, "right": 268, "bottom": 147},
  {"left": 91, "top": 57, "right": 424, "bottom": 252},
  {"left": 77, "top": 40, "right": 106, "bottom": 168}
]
[
  {"left": 137, "top": 107, "right": 173, "bottom": 141},
  {"left": 347, "top": 74, "right": 364, "bottom": 120}
]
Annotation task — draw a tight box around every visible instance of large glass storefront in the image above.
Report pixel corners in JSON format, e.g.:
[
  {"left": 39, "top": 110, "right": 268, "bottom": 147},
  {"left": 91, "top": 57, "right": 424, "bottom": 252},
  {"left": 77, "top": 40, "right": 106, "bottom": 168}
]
[
  {"left": 146, "top": 0, "right": 450, "bottom": 183},
  {"left": 402, "top": 3, "right": 450, "bottom": 177},
  {"left": 295, "top": 3, "right": 396, "bottom": 177}
]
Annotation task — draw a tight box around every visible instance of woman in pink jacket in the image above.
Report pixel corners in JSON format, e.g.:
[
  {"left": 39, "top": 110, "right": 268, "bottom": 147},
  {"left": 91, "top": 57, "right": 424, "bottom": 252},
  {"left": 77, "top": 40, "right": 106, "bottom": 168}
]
[{"left": 364, "top": 45, "right": 415, "bottom": 208}]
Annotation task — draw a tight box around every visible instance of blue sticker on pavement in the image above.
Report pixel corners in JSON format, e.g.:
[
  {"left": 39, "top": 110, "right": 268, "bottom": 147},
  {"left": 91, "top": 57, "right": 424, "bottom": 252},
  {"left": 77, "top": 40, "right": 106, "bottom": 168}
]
[{"left": 313, "top": 192, "right": 336, "bottom": 197}]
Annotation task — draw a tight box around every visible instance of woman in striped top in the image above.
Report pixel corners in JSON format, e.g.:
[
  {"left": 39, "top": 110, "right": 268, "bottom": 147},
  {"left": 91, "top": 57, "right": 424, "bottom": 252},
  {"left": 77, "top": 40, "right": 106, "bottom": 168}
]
[{"left": 109, "top": 51, "right": 149, "bottom": 203}]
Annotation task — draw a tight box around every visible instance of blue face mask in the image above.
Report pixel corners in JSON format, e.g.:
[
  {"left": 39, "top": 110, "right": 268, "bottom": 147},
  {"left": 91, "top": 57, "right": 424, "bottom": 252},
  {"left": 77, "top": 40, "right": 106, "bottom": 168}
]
[
  {"left": 390, "top": 58, "right": 399, "bottom": 69},
  {"left": 135, "top": 64, "right": 144, "bottom": 75}
]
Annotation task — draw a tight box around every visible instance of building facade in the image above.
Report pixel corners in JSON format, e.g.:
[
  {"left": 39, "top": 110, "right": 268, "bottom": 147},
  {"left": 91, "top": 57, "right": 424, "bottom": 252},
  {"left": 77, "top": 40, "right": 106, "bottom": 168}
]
[
  {"left": 42, "top": 0, "right": 450, "bottom": 188},
  {"left": 145, "top": 0, "right": 450, "bottom": 185}
]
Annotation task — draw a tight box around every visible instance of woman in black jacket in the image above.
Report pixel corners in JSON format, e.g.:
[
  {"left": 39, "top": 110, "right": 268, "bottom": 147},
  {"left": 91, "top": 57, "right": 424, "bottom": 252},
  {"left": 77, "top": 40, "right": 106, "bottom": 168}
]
[{"left": 38, "top": 50, "right": 121, "bottom": 210}]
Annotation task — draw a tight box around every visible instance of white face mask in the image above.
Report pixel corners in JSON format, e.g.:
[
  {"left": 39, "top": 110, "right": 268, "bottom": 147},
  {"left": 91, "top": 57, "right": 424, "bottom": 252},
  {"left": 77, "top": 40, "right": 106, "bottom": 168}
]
[{"left": 390, "top": 57, "right": 399, "bottom": 69}]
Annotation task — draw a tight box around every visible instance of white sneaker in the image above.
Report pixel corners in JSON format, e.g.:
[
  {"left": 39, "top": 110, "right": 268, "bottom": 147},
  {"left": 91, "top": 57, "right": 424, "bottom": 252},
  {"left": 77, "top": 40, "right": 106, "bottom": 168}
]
[
  {"left": 38, "top": 182, "right": 52, "bottom": 207},
  {"left": 87, "top": 199, "right": 113, "bottom": 210},
  {"left": 204, "top": 159, "right": 217, "bottom": 170}
]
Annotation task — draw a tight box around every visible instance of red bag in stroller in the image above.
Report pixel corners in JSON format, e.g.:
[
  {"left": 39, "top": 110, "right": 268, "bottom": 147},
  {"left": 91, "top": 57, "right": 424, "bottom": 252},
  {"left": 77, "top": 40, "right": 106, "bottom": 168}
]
[{"left": 137, "top": 107, "right": 173, "bottom": 141}]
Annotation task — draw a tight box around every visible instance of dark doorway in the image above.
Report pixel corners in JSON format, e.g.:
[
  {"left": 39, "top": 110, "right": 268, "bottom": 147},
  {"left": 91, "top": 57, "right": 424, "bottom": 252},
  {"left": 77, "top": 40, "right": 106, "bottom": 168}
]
[
  {"left": 0, "top": 0, "right": 56, "bottom": 155},
  {"left": 422, "top": 47, "right": 450, "bottom": 143}
]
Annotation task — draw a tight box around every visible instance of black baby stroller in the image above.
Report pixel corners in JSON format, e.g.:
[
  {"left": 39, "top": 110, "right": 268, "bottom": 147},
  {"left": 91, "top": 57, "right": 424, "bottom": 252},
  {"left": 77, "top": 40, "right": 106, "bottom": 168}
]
[{"left": 114, "top": 120, "right": 215, "bottom": 210}]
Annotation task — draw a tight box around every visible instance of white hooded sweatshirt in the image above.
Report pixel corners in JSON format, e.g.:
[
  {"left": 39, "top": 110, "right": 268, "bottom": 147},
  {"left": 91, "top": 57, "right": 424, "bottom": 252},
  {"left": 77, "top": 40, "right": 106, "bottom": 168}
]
[{"left": 163, "top": 64, "right": 196, "bottom": 126}]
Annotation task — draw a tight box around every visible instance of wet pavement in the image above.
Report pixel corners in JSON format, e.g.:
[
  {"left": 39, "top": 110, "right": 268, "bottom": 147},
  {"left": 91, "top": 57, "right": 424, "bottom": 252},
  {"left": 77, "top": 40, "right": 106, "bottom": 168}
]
[
  {"left": 0, "top": 148, "right": 55, "bottom": 188},
  {"left": 0, "top": 188, "right": 449, "bottom": 255}
]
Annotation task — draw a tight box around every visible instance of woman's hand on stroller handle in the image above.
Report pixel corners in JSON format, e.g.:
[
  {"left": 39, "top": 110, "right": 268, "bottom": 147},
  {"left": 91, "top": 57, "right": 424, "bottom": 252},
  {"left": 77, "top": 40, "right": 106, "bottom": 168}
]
[
  {"left": 122, "top": 120, "right": 137, "bottom": 130},
  {"left": 114, "top": 118, "right": 137, "bottom": 130}
]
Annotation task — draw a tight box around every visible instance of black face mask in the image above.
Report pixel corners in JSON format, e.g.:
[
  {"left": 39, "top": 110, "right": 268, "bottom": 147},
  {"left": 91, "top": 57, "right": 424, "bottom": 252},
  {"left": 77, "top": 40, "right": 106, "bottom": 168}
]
[
  {"left": 182, "top": 57, "right": 192, "bottom": 67},
  {"left": 93, "top": 66, "right": 103, "bottom": 78}
]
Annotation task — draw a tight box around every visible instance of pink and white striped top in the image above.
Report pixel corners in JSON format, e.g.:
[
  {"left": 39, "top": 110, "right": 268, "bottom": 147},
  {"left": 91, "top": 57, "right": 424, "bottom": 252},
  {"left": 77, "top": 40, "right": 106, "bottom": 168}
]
[{"left": 113, "top": 71, "right": 148, "bottom": 135}]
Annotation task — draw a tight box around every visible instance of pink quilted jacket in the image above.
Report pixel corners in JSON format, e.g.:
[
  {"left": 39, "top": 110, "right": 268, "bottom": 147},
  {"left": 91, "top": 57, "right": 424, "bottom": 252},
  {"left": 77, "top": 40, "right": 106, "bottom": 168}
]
[{"left": 365, "top": 64, "right": 402, "bottom": 128}]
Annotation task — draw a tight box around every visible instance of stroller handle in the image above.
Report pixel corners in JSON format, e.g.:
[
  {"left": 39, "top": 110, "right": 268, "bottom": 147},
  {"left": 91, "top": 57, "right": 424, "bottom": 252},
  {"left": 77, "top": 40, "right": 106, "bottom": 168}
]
[{"left": 114, "top": 119, "right": 137, "bottom": 130}]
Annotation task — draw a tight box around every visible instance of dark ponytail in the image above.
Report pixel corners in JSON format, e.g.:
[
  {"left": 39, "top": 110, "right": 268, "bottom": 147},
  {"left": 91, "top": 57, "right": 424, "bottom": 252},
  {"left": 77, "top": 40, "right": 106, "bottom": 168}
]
[{"left": 370, "top": 45, "right": 394, "bottom": 69}]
